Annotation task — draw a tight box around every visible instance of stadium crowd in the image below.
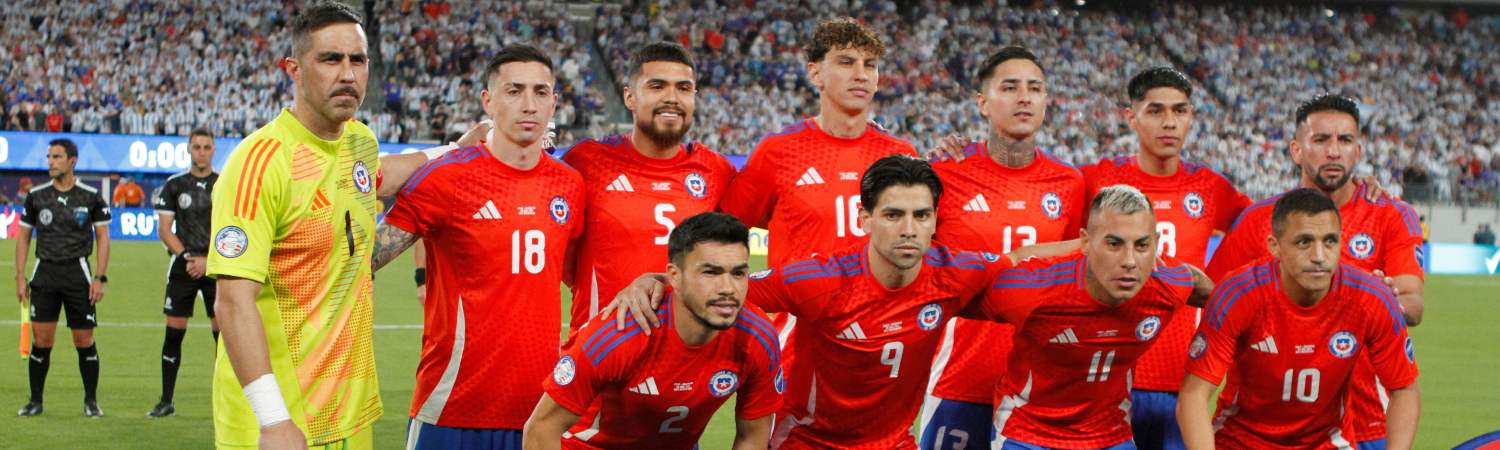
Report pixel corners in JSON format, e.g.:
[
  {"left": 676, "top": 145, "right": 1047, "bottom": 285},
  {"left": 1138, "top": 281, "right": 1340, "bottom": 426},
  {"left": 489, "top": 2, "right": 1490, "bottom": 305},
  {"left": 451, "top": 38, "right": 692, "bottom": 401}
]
[{"left": 1, "top": 0, "right": 1496, "bottom": 201}]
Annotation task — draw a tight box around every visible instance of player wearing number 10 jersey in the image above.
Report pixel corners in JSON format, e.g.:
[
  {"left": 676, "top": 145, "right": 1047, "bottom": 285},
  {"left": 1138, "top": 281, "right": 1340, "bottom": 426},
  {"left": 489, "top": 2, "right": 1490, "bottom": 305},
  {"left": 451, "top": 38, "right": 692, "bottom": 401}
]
[
  {"left": 562, "top": 42, "right": 735, "bottom": 332},
  {"left": 1180, "top": 189, "right": 1420, "bottom": 450},
  {"left": 377, "top": 47, "right": 586, "bottom": 448},
  {"left": 1078, "top": 68, "right": 1251, "bottom": 449}
]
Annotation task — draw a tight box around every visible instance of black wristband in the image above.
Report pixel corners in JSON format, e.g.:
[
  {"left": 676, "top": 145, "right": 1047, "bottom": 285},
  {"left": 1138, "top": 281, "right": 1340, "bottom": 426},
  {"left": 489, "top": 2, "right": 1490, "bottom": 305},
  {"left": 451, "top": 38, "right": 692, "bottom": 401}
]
[{"left": 415, "top": 268, "right": 426, "bottom": 286}]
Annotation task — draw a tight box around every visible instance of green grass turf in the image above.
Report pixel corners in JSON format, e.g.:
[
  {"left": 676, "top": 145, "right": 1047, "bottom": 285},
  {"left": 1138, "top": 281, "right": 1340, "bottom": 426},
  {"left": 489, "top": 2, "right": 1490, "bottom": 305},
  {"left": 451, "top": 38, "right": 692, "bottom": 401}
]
[{"left": 0, "top": 240, "right": 1495, "bottom": 449}]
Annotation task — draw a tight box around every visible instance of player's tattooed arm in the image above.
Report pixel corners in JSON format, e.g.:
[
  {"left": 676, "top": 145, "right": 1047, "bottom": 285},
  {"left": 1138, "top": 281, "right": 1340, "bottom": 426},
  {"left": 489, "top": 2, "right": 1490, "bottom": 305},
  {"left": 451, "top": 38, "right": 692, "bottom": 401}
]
[
  {"left": 1186, "top": 265, "right": 1214, "bottom": 308},
  {"left": 371, "top": 221, "right": 419, "bottom": 272}
]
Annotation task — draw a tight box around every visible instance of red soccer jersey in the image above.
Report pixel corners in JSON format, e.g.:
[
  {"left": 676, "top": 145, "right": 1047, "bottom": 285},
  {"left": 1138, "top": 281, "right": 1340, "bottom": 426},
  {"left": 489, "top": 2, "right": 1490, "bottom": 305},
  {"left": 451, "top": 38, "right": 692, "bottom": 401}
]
[
  {"left": 561, "top": 136, "right": 736, "bottom": 331},
  {"left": 928, "top": 143, "right": 1087, "bottom": 404},
  {"left": 963, "top": 251, "right": 1197, "bottom": 448},
  {"left": 384, "top": 145, "right": 586, "bottom": 429},
  {"left": 720, "top": 119, "right": 917, "bottom": 269},
  {"left": 1205, "top": 184, "right": 1425, "bottom": 442},
  {"left": 750, "top": 243, "right": 1010, "bottom": 449},
  {"left": 543, "top": 288, "right": 783, "bottom": 450},
  {"left": 1080, "top": 156, "right": 1252, "bottom": 392},
  {"left": 1188, "top": 260, "right": 1418, "bottom": 449}
]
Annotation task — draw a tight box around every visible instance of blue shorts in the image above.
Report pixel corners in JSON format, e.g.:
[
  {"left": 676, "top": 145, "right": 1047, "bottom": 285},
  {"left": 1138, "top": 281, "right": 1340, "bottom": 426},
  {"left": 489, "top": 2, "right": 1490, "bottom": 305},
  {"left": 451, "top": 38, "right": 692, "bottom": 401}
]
[
  {"left": 998, "top": 438, "right": 1137, "bottom": 450},
  {"left": 919, "top": 398, "right": 992, "bottom": 450},
  {"left": 1357, "top": 438, "right": 1387, "bottom": 450},
  {"left": 405, "top": 420, "right": 522, "bottom": 450},
  {"left": 1129, "top": 389, "right": 1185, "bottom": 450}
]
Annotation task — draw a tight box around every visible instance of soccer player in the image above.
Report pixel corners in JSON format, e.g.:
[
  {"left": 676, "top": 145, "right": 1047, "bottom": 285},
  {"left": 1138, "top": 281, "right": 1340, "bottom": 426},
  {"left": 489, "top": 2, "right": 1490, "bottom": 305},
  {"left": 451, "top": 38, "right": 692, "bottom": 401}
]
[
  {"left": 1205, "top": 94, "right": 1425, "bottom": 450},
  {"left": 560, "top": 41, "right": 736, "bottom": 330},
  {"left": 207, "top": 3, "right": 439, "bottom": 448},
  {"left": 522, "top": 212, "right": 781, "bottom": 450},
  {"left": 370, "top": 45, "right": 588, "bottom": 449},
  {"left": 1076, "top": 68, "right": 1252, "bottom": 448},
  {"left": 964, "top": 184, "right": 1212, "bottom": 449},
  {"left": 921, "top": 46, "right": 1087, "bottom": 450},
  {"left": 1180, "top": 188, "right": 1420, "bottom": 449},
  {"left": 15, "top": 138, "right": 111, "bottom": 418},
  {"left": 148, "top": 127, "right": 219, "bottom": 418}
]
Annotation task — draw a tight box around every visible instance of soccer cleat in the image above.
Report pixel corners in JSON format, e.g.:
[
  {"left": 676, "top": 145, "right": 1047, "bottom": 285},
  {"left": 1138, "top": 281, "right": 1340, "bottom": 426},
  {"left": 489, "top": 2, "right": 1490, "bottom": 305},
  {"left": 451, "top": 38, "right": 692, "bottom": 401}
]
[
  {"left": 84, "top": 400, "right": 103, "bottom": 418},
  {"left": 146, "top": 401, "right": 175, "bottom": 418},
  {"left": 16, "top": 401, "right": 42, "bottom": 417}
]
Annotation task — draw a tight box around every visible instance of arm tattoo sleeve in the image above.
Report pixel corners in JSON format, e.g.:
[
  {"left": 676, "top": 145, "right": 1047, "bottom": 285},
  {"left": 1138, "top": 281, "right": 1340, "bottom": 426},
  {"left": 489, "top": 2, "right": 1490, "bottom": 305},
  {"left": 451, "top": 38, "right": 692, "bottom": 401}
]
[{"left": 372, "top": 221, "right": 419, "bottom": 272}]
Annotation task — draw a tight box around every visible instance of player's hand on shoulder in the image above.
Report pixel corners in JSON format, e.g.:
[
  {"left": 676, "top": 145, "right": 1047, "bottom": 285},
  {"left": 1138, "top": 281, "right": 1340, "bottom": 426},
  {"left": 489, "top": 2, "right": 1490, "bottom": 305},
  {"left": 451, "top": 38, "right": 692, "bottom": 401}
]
[
  {"left": 603, "top": 273, "right": 668, "bottom": 335},
  {"left": 456, "top": 120, "right": 492, "bottom": 148},
  {"left": 925, "top": 134, "right": 970, "bottom": 162},
  {"left": 259, "top": 421, "right": 306, "bottom": 449},
  {"left": 1353, "top": 175, "right": 1393, "bottom": 201},
  {"left": 1371, "top": 269, "right": 1401, "bottom": 296}
]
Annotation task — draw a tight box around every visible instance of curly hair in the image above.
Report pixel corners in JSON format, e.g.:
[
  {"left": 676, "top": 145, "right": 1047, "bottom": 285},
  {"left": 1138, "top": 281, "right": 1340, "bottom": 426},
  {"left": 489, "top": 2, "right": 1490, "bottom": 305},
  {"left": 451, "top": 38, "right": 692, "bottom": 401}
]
[{"left": 804, "top": 17, "right": 885, "bottom": 63}]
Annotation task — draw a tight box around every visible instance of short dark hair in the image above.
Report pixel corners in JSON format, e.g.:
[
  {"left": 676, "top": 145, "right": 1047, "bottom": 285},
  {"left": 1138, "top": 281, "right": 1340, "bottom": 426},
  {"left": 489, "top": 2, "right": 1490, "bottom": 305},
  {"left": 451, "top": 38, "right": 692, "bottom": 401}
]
[
  {"left": 1127, "top": 66, "right": 1193, "bottom": 102},
  {"left": 1271, "top": 188, "right": 1340, "bottom": 238},
  {"left": 974, "top": 46, "right": 1041, "bottom": 91},
  {"left": 481, "top": 44, "right": 554, "bottom": 87},
  {"left": 1295, "top": 93, "right": 1361, "bottom": 130},
  {"left": 629, "top": 41, "right": 696, "bottom": 84},
  {"left": 290, "top": 2, "right": 363, "bottom": 57},
  {"left": 47, "top": 138, "right": 77, "bottom": 158},
  {"left": 667, "top": 212, "right": 749, "bottom": 266},
  {"left": 189, "top": 127, "right": 213, "bottom": 140},
  {"left": 805, "top": 17, "right": 885, "bottom": 63},
  {"left": 860, "top": 155, "right": 943, "bottom": 212}
]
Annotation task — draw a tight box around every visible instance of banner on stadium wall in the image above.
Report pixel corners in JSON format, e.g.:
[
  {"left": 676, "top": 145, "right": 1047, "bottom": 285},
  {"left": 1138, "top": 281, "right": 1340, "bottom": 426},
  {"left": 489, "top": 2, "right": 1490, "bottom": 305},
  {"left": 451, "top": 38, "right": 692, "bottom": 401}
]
[
  {"left": 749, "top": 227, "right": 768, "bottom": 256},
  {"left": 1427, "top": 243, "right": 1500, "bottom": 275},
  {"left": 0, "top": 131, "right": 437, "bottom": 174},
  {"left": 0, "top": 206, "right": 170, "bottom": 242}
]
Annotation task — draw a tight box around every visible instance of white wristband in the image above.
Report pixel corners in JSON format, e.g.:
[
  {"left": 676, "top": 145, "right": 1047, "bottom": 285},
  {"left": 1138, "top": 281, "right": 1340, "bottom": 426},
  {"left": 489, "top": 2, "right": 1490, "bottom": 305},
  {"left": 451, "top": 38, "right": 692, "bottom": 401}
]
[
  {"left": 421, "top": 143, "right": 459, "bottom": 162},
  {"left": 242, "top": 374, "right": 292, "bottom": 428}
]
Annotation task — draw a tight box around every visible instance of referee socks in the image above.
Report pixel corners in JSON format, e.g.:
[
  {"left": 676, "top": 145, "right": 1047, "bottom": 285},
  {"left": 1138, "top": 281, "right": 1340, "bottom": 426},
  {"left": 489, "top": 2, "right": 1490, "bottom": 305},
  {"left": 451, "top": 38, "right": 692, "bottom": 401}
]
[
  {"left": 161, "top": 327, "right": 186, "bottom": 403},
  {"left": 28, "top": 346, "right": 51, "bottom": 403},
  {"left": 76, "top": 344, "right": 99, "bottom": 403}
]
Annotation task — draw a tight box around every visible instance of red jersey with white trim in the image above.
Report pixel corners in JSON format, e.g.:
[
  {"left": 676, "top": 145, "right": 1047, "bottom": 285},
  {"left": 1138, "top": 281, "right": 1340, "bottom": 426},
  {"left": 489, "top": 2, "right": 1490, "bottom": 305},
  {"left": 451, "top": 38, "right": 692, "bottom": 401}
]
[
  {"left": 561, "top": 136, "right": 736, "bottom": 332},
  {"left": 543, "top": 288, "right": 783, "bottom": 450},
  {"left": 963, "top": 251, "right": 1197, "bottom": 448},
  {"left": 384, "top": 145, "right": 585, "bottom": 429},
  {"left": 1187, "top": 260, "right": 1418, "bottom": 449},
  {"left": 1205, "top": 184, "right": 1425, "bottom": 442},
  {"left": 1080, "top": 156, "right": 1252, "bottom": 392},
  {"left": 928, "top": 143, "right": 1086, "bottom": 404},
  {"left": 720, "top": 119, "right": 917, "bottom": 268},
  {"left": 750, "top": 243, "right": 1011, "bottom": 449}
]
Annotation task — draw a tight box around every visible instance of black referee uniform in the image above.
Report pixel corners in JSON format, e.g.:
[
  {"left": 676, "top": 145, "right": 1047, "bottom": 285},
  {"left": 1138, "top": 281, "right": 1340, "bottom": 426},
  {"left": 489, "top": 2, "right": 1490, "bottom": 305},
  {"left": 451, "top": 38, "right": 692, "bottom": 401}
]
[
  {"left": 21, "top": 181, "right": 110, "bottom": 327},
  {"left": 154, "top": 171, "right": 218, "bottom": 318}
]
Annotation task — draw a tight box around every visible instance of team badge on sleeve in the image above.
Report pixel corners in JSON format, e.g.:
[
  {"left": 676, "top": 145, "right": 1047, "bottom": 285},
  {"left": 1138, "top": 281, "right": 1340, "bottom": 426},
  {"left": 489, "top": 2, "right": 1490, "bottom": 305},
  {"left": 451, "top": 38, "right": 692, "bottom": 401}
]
[
  {"left": 1042, "top": 192, "right": 1063, "bottom": 219},
  {"left": 709, "top": 370, "right": 739, "bottom": 397},
  {"left": 981, "top": 252, "right": 1001, "bottom": 263},
  {"left": 215, "top": 226, "right": 249, "bottom": 258},
  {"left": 1183, "top": 192, "right": 1205, "bottom": 218},
  {"left": 549, "top": 196, "right": 571, "bottom": 224},
  {"left": 685, "top": 172, "right": 707, "bottom": 198},
  {"left": 1188, "top": 333, "right": 1208, "bottom": 359},
  {"left": 1348, "top": 233, "right": 1375, "bottom": 259},
  {"left": 1136, "top": 315, "right": 1163, "bottom": 341},
  {"left": 553, "top": 356, "right": 577, "bottom": 386},
  {"left": 774, "top": 369, "right": 785, "bottom": 394},
  {"left": 1405, "top": 336, "right": 1415, "bottom": 363},
  {"left": 352, "top": 161, "right": 373, "bottom": 193},
  {"left": 918, "top": 303, "right": 943, "bottom": 331},
  {"left": 1329, "top": 331, "right": 1358, "bottom": 359}
]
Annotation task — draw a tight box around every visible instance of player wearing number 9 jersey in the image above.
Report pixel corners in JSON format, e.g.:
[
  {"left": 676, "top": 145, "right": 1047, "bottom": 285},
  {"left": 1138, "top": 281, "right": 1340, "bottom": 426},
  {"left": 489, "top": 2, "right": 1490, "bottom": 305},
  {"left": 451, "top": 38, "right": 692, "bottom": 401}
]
[
  {"left": 561, "top": 42, "right": 736, "bottom": 333},
  {"left": 1078, "top": 68, "right": 1252, "bottom": 449},
  {"left": 1179, "top": 189, "right": 1420, "bottom": 450},
  {"left": 378, "top": 46, "right": 586, "bottom": 449},
  {"left": 961, "top": 185, "right": 1207, "bottom": 449}
]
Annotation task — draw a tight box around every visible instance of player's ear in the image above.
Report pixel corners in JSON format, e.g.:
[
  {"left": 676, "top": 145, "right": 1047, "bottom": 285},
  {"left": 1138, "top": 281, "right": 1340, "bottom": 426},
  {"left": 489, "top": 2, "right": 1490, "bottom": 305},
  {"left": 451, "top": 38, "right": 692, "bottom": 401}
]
[
  {"left": 622, "top": 85, "right": 635, "bottom": 110},
  {"left": 283, "top": 56, "right": 300, "bottom": 81},
  {"left": 806, "top": 61, "right": 822, "bottom": 90},
  {"left": 974, "top": 90, "right": 988, "bottom": 119},
  {"left": 1265, "top": 234, "right": 1280, "bottom": 259},
  {"left": 1077, "top": 227, "right": 1090, "bottom": 255}
]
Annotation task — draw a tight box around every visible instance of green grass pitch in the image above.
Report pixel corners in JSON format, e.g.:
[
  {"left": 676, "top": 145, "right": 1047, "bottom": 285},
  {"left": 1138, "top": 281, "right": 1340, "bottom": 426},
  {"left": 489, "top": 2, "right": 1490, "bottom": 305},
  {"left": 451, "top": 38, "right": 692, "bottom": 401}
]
[{"left": 0, "top": 240, "right": 1495, "bottom": 449}]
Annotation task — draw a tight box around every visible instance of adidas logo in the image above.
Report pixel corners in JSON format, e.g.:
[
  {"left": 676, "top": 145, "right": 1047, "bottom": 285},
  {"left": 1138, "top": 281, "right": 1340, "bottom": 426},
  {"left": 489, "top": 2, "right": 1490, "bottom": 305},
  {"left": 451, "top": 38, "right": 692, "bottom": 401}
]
[
  {"left": 472, "top": 201, "right": 503, "bottom": 220},
  {"left": 1049, "top": 328, "right": 1080, "bottom": 344},
  {"left": 963, "top": 194, "right": 992, "bottom": 212},
  {"left": 1251, "top": 336, "right": 1279, "bottom": 354},
  {"left": 795, "top": 167, "right": 826, "bottom": 186},
  {"left": 836, "top": 322, "right": 868, "bottom": 340},
  {"left": 628, "top": 377, "right": 661, "bottom": 395},
  {"left": 605, "top": 174, "right": 635, "bottom": 192}
]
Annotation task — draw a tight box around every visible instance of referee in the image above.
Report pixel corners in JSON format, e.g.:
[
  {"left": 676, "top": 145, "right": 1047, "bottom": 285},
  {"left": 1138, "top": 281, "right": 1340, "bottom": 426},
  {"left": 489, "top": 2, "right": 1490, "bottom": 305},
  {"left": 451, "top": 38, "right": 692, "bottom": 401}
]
[
  {"left": 147, "top": 127, "right": 218, "bottom": 418},
  {"left": 14, "top": 138, "right": 112, "bottom": 418}
]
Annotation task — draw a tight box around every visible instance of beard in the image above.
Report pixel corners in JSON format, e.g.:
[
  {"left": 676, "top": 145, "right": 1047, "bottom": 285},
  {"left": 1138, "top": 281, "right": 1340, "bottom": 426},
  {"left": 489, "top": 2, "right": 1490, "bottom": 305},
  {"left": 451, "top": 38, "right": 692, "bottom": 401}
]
[
  {"left": 636, "top": 112, "right": 691, "bottom": 150},
  {"left": 1308, "top": 163, "right": 1352, "bottom": 192}
]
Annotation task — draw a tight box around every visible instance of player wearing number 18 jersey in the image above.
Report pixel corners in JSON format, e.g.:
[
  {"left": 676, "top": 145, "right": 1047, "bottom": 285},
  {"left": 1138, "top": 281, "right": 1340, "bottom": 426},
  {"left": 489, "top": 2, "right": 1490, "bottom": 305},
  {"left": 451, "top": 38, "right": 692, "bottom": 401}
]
[
  {"left": 562, "top": 42, "right": 735, "bottom": 331},
  {"left": 1180, "top": 189, "right": 1420, "bottom": 450},
  {"left": 923, "top": 46, "right": 1086, "bottom": 450},
  {"left": 1078, "top": 68, "right": 1251, "bottom": 449}
]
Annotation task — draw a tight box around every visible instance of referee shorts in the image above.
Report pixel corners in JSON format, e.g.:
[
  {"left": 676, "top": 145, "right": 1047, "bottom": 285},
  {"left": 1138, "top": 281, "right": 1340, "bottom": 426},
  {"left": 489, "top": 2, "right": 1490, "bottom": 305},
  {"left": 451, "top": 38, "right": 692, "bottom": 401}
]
[
  {"left": 28, "top": 258, "right": 96, "bottom": 329},
  {"left": 163, "top": 254, "right": 217, "bottom": 318}
]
